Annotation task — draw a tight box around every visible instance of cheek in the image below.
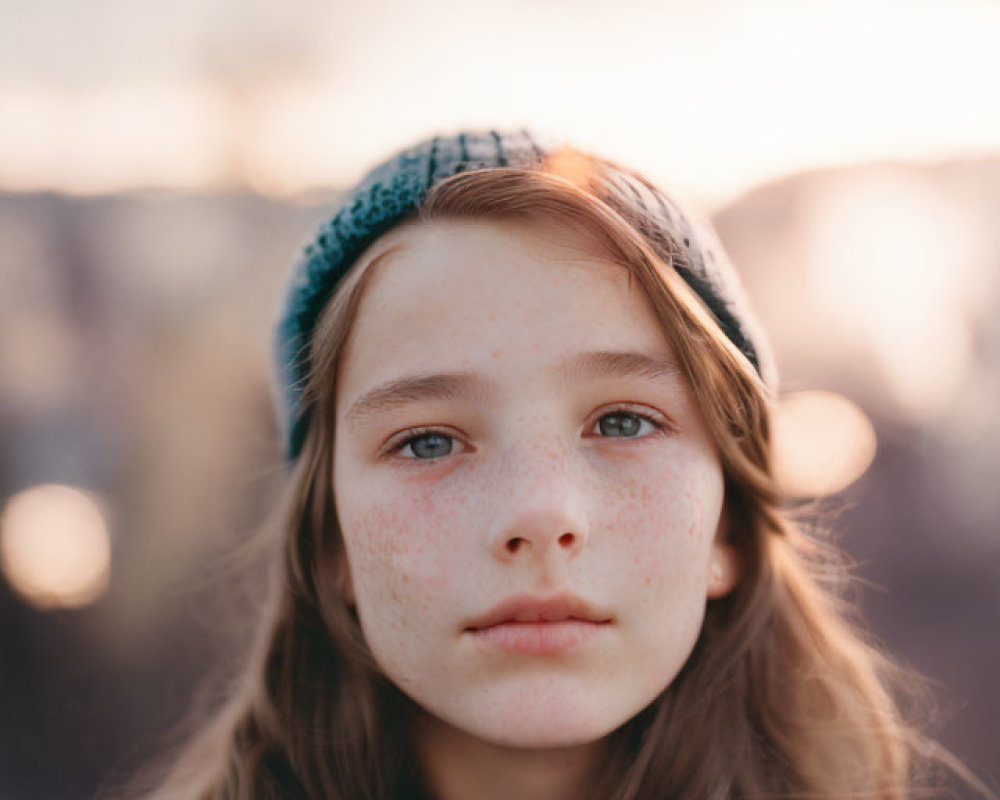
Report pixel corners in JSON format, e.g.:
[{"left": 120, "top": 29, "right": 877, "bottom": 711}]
[
  {"left": 611, "top": 454, "right": 723, "bottom": 597},
  {"left": 337, "top": 479, "right": 467, "bottom": 626}
]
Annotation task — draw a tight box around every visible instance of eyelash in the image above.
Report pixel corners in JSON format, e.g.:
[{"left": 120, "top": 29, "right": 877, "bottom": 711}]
[{"left": 384, "top": 406, "right": 673, "bottom": 463}]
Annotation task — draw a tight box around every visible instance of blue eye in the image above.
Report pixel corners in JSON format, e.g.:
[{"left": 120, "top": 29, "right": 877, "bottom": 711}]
[
  {"left": 400, "top": 432, "right": 454, "bottom": 459},
  {"left": 388, "top": 409, "right": 666, "bottom": 463},
  {"left": 596, "top": 411, "right": 660, "bottom": 438}
]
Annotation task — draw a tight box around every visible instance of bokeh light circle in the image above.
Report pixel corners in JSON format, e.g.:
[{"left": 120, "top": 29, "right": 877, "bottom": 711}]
[
  {"left": 0, "top": 483, "right": 111, "bottom": 609},
  {"left": 771, "top": 390, "right": 878, "bottom": 498}
]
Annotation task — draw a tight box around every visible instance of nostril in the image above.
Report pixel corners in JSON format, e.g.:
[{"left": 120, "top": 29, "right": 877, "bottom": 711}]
[{"left": 502, "top": 532, "right": 578, "bottom": 554}]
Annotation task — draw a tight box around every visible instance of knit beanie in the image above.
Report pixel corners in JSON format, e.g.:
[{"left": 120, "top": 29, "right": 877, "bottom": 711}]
[{"left": 272, "top": 129, "right": 775, "bottom": 462}]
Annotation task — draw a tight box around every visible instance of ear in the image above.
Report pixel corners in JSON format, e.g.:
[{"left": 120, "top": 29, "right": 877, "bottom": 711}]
[
  {"left": 706, "top": 506, "right": 740, "bottom": 599},
  {"left": 706, "top": 543, "right": 739, "bottom": 598}
]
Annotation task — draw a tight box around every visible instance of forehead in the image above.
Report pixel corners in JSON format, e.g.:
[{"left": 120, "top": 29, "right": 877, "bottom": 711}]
[{"left": 337, "top": 217, "right": 674, "bottom": 394}]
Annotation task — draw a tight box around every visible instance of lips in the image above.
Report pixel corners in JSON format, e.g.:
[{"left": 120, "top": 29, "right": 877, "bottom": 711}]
[{"left": 464, "top": 591, "right": 613, "bottom": 631}]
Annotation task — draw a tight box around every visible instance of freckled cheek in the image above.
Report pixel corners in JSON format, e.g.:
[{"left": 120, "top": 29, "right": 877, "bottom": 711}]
[
  {"left": 338, "top": 481, "right": 470, "bottom": 624},
  {"left": 609, "top": 466, "right": 721, "bottom": 598}
]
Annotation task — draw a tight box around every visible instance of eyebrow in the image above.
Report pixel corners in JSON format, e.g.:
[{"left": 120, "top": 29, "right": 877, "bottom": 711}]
[
  {"left": 343, "top": 349, "right": 681, "bottom": 427},
  {"left": 344, "top": 372, "right": 487, "bottom": 427},
  {"left": 557, "top": 349, "right": 680, "bottom": 385}
]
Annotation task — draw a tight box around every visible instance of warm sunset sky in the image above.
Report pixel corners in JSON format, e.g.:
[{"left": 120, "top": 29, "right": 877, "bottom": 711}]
[{"left": 1, "top": 0, "right": 998, "bottom": 204}]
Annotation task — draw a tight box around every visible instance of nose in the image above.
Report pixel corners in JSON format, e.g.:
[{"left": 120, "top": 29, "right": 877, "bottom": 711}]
[{"left": 488, "top": 438, "right": 590, "bottom": 567}]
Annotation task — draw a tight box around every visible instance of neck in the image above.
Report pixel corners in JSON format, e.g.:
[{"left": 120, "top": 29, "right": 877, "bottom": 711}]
[{"left": 412, "top": 713, "right": 608, "bottom": 800}]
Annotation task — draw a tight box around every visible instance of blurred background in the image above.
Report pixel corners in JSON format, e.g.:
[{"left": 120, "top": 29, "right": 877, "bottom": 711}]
[{"left": 1, "top": 0, "right": 998, "bottom": 797}]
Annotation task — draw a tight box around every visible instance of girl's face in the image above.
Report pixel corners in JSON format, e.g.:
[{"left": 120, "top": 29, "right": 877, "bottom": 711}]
[{"left": 332, "top": 217, "right": 736, "bottom": 750}]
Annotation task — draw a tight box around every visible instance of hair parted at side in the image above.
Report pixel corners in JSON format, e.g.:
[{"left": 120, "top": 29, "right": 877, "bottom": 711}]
[{"left": 120, "top": 152, "right": 994, "bottom": 800}]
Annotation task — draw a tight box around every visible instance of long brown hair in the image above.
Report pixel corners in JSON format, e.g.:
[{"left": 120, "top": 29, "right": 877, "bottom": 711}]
[{"left": 129, "top": 154, "right": 991, "bottom": 799}]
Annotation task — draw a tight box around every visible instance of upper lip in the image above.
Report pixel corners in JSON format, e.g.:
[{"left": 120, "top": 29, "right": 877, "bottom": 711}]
[{"left": 464, "top": 591, "right": 613, "bottom": 631}]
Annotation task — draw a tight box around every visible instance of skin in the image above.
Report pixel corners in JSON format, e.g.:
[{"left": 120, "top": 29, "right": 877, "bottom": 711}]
[{"left": 332, "top": 217, "right": 738, "bottom": 800}]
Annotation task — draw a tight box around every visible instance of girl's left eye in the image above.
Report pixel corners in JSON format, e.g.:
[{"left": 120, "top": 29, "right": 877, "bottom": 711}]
[
  {"left": 393, "top": 431, "right": 459, "bottom": 460},
  {"left": 592, "top": 410, "right": 665, "bottom": 439}
]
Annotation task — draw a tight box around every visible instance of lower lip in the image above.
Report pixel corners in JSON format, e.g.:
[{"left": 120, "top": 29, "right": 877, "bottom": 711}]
[{"left": 468, "top": 620, "right": 611, "bottom": 655}]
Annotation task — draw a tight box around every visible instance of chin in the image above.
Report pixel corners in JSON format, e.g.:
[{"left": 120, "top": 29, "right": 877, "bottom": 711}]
[
  {"left": 462, "top": 699, "right": 631, "bottom": 751},
  {"left": 486, "top": 726, "right": 612, "bottom": 751}
]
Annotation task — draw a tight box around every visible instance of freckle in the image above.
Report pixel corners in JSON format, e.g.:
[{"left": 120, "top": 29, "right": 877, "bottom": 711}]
[{"left": 419, "top": 491, "right": 436, "bottom": 514}]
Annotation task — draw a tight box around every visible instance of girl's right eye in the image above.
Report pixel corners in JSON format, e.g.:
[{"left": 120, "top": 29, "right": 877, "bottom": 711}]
[{"left": 392, "top": 431, "right": 457, "bottom": 460}]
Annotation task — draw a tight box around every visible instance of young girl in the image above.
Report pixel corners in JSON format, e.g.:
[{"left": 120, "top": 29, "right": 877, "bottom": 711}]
[{"left": 142, "top": 130, "right": 987, "bottom": 799}]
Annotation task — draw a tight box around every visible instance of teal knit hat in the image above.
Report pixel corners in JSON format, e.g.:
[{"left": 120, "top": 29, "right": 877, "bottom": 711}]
[{"left": 273, "top": 129, "right": 774, "bottom": 462}]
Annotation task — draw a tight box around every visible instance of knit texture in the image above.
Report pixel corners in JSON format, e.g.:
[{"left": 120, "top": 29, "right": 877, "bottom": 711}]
[{"left": 272, "top": 129, "right": 774, "bottom": 461}]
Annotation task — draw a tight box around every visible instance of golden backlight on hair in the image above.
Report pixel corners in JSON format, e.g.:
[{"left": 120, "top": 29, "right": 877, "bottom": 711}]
[{"left": 542, "top": 149, "right": 598, "bottom": 192}]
